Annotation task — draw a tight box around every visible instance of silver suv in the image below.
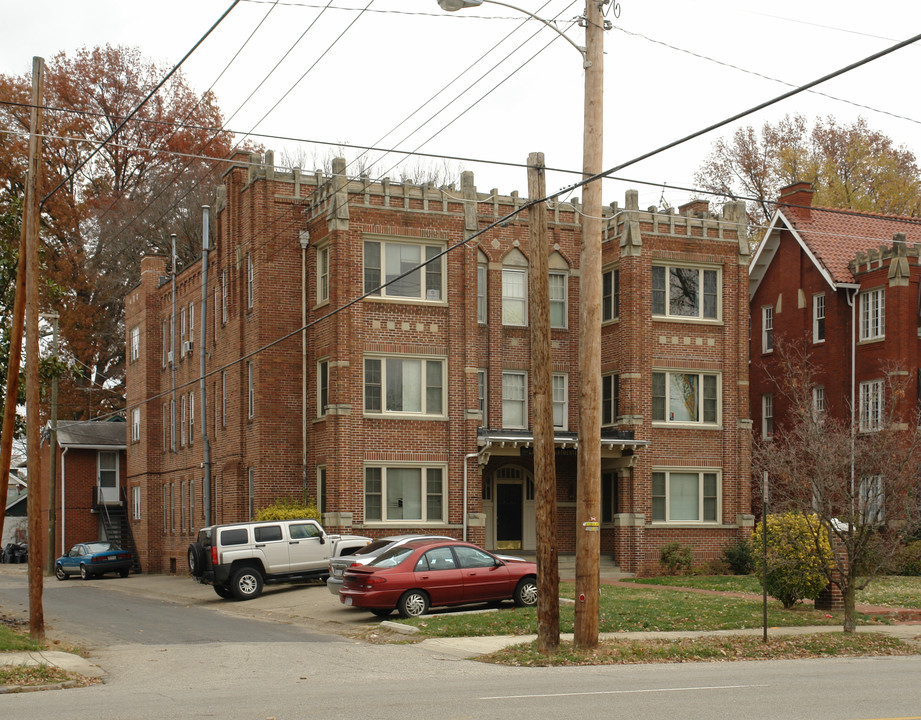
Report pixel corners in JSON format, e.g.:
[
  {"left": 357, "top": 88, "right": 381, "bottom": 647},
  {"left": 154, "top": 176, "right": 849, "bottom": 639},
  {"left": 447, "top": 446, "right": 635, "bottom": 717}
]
[{"left": 188, "top": 519, "right": 370, "bottom": 600}]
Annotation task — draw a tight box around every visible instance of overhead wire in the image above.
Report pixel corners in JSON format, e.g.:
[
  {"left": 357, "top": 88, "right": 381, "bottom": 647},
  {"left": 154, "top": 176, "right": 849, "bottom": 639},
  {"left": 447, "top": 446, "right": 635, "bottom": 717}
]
[{"left": 105, "top": 29, "right": 921, "bottom": 423}]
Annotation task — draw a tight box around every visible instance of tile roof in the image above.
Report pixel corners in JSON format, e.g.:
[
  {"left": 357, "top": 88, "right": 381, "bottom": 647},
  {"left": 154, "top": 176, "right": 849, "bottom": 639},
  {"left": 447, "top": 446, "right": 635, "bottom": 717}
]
[{"left": 783, "top": 206, "right": 921, "bottom": 284}]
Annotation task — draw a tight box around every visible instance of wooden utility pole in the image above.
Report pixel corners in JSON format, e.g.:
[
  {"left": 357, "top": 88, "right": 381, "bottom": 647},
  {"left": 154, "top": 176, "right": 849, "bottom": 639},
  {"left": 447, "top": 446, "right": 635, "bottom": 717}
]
[
  {"left": 574, "top": 0, "right": 605, "bottom": 649},
  {"left": 527, "top": 152, "right": 559, "bottom": 653},
  {"left": 25, "top": 56, "right": 45, "bottom": 640}
]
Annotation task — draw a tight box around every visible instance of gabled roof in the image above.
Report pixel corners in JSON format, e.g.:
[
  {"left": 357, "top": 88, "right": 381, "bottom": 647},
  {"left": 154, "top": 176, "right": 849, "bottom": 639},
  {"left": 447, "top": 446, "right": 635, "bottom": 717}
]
[
  {"left": 54, "top": 420, "right": 126, "bottom": 450},
  {"left": 749, "top": 205, "right": 921, "bottom": 299}
]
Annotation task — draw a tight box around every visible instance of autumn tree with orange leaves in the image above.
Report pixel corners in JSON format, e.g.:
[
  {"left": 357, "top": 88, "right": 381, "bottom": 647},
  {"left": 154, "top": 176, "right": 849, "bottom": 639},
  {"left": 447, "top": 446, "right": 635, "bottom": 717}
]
[{"left": 0, "top": 45, "right": 234, "bottom": 423}]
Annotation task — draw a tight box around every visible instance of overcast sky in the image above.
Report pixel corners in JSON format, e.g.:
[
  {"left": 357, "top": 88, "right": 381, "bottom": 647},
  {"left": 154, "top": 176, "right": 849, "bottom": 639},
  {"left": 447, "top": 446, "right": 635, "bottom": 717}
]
[{"left": 2, "top": 0, "right": 920, "bottom": 212}]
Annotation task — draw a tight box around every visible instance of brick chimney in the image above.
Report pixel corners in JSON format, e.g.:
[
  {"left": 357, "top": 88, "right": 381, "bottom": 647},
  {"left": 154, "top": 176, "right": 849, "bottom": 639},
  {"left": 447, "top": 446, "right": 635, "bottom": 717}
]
[
  {"left": 778, "top": 181, "right": 814, "bottom": 220},
  {"left": 678, "top": 199, "right": 709, "bottom": 218}
]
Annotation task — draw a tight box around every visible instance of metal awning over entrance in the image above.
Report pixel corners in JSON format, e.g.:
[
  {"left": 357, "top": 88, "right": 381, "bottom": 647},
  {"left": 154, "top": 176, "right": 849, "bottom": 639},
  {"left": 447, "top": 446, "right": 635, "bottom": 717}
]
[{"left": 476, "top": 428, "right": 648, "bottom": 463}]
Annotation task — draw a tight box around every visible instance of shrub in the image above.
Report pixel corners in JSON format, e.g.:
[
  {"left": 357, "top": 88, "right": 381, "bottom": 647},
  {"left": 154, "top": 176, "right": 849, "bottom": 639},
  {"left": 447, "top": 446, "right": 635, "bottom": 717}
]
[
  {"left": 895, "top": 540, "right": 921, "bottom": 576},
  {"left": 721, "top": 539, "right": 755, "bottom": 575},
  {"left": 254, "top": 497, "right": 321, "bottom": 521},
  {"left": 751, "top": 512, "right": 832, "bottom": 609},
  {"left": 659, "top": 541, "right": 693, "bottom": 575}
]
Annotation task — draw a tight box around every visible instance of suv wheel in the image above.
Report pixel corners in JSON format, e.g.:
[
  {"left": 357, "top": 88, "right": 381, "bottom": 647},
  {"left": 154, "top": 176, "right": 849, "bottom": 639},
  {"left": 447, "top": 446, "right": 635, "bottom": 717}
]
[
  {"left": 231, "top": 566, "right": 264, "bottom": 600},
  {"left": 187, "top": 543, "right": 205, "bottom": 577},
  {"left": 214, "top": 585, "right": 234, "bottom": 599}
]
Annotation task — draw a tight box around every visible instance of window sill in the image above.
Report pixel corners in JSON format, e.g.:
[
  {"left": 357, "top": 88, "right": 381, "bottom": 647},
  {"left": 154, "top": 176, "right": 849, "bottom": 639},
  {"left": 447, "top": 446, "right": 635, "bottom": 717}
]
[
  {"left": 363, "top": 296, "right": 447, "bottom": 307},
  {"left": 651, "top": 316, "right": 723, "bottom": 326},
  {"left": 648, "top": 522, "right": 723, "bottom": 528},
  {"left": 857, "top": 336, "right": 885, "bottom": 345},
  {"left": 362, "top": 413, "right": 447, "bottom": 421},
  {"left": 651, "top": 422, "right": 722, "bottom": 430}
]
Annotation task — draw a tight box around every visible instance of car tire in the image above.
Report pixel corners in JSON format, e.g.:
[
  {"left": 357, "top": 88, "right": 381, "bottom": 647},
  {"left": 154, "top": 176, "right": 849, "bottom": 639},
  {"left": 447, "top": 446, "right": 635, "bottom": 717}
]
[
  {"left": 230, "top": 566, "right": 264, "bottom": 600},
  {"left": 214, "top": 585, "right": 234, "bottom": 599},
  {"left": 397, "top": 590, "right": 429, "bottom": 618},
  {"left": 54, "top": 564, "right": 67, "bottom": 581},
  {"left": 513, "top": 577, "right": 538, "bottom": 607},
  {"left": 370, "top": 608, "right": 393, "bottom": 618},
  {"left": 119, "top": 568, "right": 130, "bottom": 578},
  {"left": 187, "top": 544, "right": 205, "bottom": 577},
  {"left": 80, "top": 564, "right": 90, "bottom": 581}
]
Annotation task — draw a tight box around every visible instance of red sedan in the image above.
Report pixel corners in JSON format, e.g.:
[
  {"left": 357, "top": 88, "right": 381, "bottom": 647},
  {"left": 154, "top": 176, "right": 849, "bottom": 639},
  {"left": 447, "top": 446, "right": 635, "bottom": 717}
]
[{"left": 339, "top": 539, "right": 538, "bottom": 618}]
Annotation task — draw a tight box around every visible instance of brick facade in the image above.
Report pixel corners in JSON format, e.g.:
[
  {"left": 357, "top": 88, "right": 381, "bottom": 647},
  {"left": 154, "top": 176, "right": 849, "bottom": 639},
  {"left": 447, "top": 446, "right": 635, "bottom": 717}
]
[{"left": 125, "top": 152, "right": 753, "bottom": 575}]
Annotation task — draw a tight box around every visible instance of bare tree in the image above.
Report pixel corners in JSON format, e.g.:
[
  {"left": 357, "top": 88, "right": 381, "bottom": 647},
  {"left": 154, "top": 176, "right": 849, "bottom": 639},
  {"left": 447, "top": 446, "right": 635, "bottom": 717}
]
[{"left": 754, "top": 338, "right": 921, "bottom": 632}]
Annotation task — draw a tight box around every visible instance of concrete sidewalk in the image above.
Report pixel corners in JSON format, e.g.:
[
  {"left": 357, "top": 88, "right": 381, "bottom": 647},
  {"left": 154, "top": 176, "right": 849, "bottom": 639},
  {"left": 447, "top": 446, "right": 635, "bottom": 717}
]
[{"left": 2, "top": 561, "right": 921, "bottom": 681}]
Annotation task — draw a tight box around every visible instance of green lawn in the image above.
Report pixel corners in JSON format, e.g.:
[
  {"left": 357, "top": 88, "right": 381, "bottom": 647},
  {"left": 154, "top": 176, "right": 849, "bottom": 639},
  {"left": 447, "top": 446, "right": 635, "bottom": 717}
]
[
  {"left": 399, "top": 581, "right": 865, "bottom": 638},
  {"left": 0, "top": 621, "right": 43, "bottom": 652}
]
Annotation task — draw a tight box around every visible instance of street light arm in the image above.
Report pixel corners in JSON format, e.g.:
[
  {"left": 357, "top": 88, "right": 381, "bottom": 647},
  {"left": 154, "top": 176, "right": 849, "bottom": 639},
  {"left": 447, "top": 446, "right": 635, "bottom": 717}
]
[{"left": 438, "top": 0, "right": 587, "bottom": 61}]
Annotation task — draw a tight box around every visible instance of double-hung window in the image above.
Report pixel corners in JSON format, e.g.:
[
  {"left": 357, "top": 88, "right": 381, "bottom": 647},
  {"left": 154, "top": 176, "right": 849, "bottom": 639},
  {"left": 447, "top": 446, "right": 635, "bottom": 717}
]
[
  {"left": 364, "top": 465, "right": 446, "bottom": 523},
  {"left": 859, "top": 475, "right": 884, "bottom": 524},
  {"left": 318, "top": 359, "right": 329, "bottom": 417},
  {"left": 859, "top": 379, "right": 884, "bottom": 432},
  {"left": 130, "top": 326, "right": 140, "bottom": 362},
  {"left": 762, "top": 393, "right": 773, "bottom": 439},
  {"left": 247, "top": 361, "right": 255, "bottom": 419},
  {"left": 477, "top": 261, "right": 487, "bottom": 323},
  {"left": 363, "top": 356, "right": 445, "bottom": 416},
  {"left": 221, "top": 270, "right": 227, "bottom": 324},
  {"left": 813, "top": 293, "right": 825, "bottom": 343},
  {"left": 180, "top": 394, "right": 186, "bottom": 447},
  {"left": 131, "top": 407, "right": 140, "bottom": 443},
  {"left": 477, "top": 369, "right": 487, "bottom": 426},
  {"left": 188, "top": 391, "right": 194, "bottom": 444},
  {"left": 246, "top": 253, "right": 254, "bottom": 309},
  {"left": 652, "top": 371, "right": 719, "bottom": 425},
  {"left": 602, "top": 373, "right": 619, "bottom": 426},
  {"left": 502, "top": 371, "right": 527, "bottom": 428},
  {"left": 812, "top": 386, "right": 826, "bottom": 421},
  {"left": 762, "top": 305, "right": 773, "bottom": 353},
  {"left": 502, "top": 268, "right": 527, "bottom": 325},
  {"left": 552, "top": 373, "right": 568, "bottom": 429},
  {"left": 859, "top": 288, "right": 884, "bottom": 341},
  {"left": 549, "top": 272, "right": 567, "bottom": 328},
  {"left": 652, "top": 469, "right": 719, "bottom": 523},
  {"left": 652, "top": 265, "right": 719, "bottom": 320},
  {"left": 317, "top": 245, "right": 329, "bottom": 304},
  {"left": 602, "top": 267, "right": 619, "bottom": 322},
  {"left": 363, "top": 239, "right": 444, "bottom": 301}
]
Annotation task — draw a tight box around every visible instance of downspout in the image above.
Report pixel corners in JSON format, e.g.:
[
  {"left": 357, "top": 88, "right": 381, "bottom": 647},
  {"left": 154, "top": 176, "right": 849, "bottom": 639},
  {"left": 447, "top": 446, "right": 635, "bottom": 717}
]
[
  {"left": 463, "top": 452, "right": 479, "bottom": 542},
  {"left": 170, "top": 234, "right": 177, "bottom": 455},
  {"left": 846, "top": 287, "right": 858, "bottom": 515},
  {"left": 200, "top": 208, "right": 212, "bottom": 526},
  {"left": 300, "top": 229, "right": 309, "bottom": 503},
  {"left": 60, "top": 446, "right": 67, "bottom": 556}
]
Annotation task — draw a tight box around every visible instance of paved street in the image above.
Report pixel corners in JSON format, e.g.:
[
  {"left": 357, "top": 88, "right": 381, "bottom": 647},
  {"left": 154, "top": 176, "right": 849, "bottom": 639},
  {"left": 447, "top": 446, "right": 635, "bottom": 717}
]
[{"left": 2, "top": 564, "right": 921, "bottom": 719}]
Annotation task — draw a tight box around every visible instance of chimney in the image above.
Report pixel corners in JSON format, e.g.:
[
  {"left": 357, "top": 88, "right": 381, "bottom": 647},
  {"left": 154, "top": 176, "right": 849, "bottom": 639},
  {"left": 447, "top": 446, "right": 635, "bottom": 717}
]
[
  {"left": 678, "top": 199, "right": 709, "bottom": 218},
  {"left": 779, "top": 181, "right": 814, "bottom": 220}
]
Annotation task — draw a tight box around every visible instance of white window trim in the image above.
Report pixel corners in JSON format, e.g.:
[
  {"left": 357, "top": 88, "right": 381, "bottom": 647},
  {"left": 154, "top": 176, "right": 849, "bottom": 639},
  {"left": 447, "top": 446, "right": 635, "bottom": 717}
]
[
  {"left": 130, "top": 326, "right": 140, "bottom": 362},
  {"left": 859, "top": 475, "right": 885, "bottom": 525},
  {"left": 317, "top": 245, "right": 329, "bottom": 305},
  {"left": 859, "top": 379, "right": 884, "bottom": 432},
  {"left": 652, "top": 370, "right": 721, "bottom": 427},
  {"left": 246, "top": 253, "right": 254, "bottom": 309},
  {"left": 812, "top": 293, "right": 825, "bottom": 344},
  {"left": 132, "top": 485, "right": 141, "bottom": 520},
  {"left": 362, "top": 354, "right": 447, "bottom": 418},
  {"left": 477, "top": 369, "right": 488, "bottom": 426},
  {"left": 501, "top": 370, "right": 528, "bottom": 429},
  {"left": 602, "top": 266, "right": 619, "bottom": 323},
  {"left": 363, "top": 237, "right": 446, "bottom": 303},
  {"left": 363, "top": 463, "right": 448, "bottom": 525},
  {"left": 131, "top": 407, "right": 140, "bottom": 443},
  {"left": 762, "top": 393, "right": 773, "bottom": 439},
  {"left": 651, "top": 467, "right": 721, "bottom": 525},
  {"left": 549, "top": 271, "right": 568, "bottom": 329},
  {"left": 651, "top": 263, "right": 721, "bottom": 322},
  {"left": 602, "top": 373, "right": 619, "bottom": 427},
  {"left": 761, "top": 305, "right": 773, "bottom": 354},
  {"left": 188, "top": 391, "right": 195, "bottom": 444},
  {"left": 221, "top": 371, "right": 227, "bottom": 427},
  {"left": 501, "top": 267, "right": 528, "bottom": 326},
  {"left": 180, "top": 394, "right": 186, "bottom": 447},
  {"left": 247, "top": 361, "right": 255, "bottom": 419},
  {"left": 221, "top": 270, "right": 227, "bottom": 324},
  {"left": 477, "top": 262, "right": 487, "bottom": 324},
  {"left": 812, "top": 386, "right": 825, "bottom": 421},
  {"left": 859, "top": 287, "right": 885, "bottom": 341},
  {"left": 552, "top": 373, "right": 568, "bottom": 430}
]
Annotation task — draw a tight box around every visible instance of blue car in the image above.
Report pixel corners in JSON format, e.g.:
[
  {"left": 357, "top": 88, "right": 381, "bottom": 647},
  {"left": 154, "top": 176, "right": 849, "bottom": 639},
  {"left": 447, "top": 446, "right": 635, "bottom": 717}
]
[{"left": 55, "top": 542, "right": 132, "bottom": 580}]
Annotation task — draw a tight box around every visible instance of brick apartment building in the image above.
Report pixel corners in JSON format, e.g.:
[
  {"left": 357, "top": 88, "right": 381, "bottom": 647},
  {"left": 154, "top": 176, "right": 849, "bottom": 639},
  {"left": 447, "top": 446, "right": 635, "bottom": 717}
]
[
  {"left": 749, "top": 182, "right": 921, "bottom": 498},
  {"left": 125, "top": 151, "right": 753, "bottom": 575}
]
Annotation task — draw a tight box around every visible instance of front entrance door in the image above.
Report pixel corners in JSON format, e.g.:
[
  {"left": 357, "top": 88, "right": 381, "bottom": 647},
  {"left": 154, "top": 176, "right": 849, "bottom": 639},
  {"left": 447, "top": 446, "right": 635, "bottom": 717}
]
[{"left": 496, "top": 482, "right": 523, "bottom": 550}]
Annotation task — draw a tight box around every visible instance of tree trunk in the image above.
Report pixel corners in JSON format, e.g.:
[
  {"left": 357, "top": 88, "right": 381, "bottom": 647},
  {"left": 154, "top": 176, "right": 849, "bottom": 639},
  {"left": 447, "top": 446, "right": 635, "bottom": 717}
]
[{"left": 842, "top": 582, "right": 857, "bottom": 633}]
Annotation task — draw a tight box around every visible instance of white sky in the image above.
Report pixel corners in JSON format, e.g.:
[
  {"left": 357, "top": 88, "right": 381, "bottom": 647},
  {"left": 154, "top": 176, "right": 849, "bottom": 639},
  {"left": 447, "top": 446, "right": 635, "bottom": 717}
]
[{"left": 2, "top": 0, "right": 920, "bottom": 212}]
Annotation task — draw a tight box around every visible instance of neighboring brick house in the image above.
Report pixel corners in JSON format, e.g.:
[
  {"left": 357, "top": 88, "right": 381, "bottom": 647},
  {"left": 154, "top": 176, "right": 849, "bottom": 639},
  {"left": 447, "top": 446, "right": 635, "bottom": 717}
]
[
  {"left": 39, "top": 420, "right": 135, "bottom": 565},
  {"left": 749, "top": 182, "right": 921, "bottom": 507},
  {"left": 125, "top": 151, "right": 753, "bottom": 575}
]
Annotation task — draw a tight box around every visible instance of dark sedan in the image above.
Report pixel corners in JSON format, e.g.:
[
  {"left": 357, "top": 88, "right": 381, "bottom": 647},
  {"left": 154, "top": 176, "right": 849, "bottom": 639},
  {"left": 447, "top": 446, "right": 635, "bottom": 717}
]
[
  {"left": 55, "top": 542, "right": 132, "bottom": 580},
  {"left": 339, "top": 539, "right": 537, "bottom": 618}
]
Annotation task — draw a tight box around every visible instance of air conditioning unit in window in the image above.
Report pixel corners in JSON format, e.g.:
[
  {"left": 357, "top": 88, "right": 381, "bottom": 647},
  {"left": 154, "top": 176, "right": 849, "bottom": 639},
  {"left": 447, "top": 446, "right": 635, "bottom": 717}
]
[
  {"left": 183, "top": 340, "right": 193, "bottom": 354},
  {"left": 167, "top": 350, "right": 174, "bottom": 364}
]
